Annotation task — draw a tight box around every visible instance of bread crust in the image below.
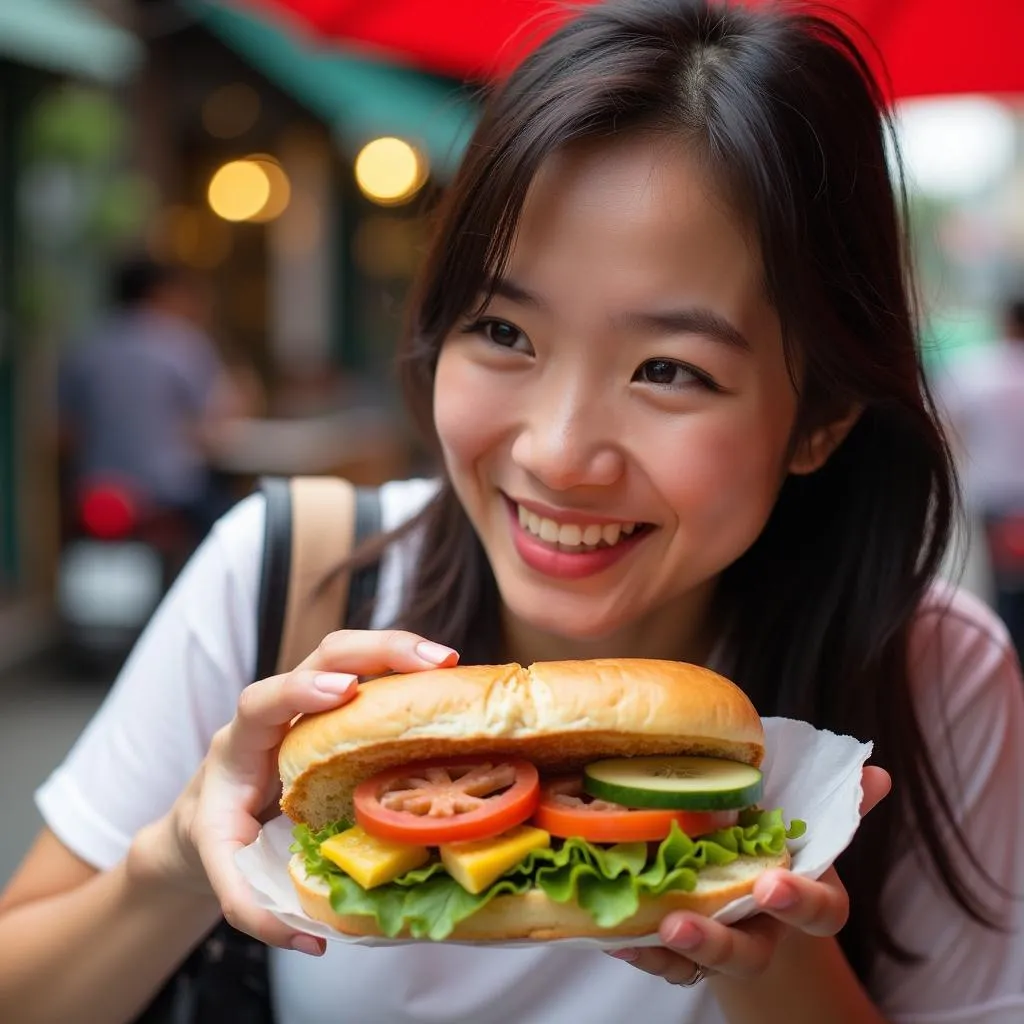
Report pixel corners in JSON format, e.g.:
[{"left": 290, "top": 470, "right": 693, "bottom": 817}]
[
  {"left": 279, "top": 659, "right": 764, "bottom": 829},
  {"left": 287, "top": 848, "right": 789, "bottom": 941}
]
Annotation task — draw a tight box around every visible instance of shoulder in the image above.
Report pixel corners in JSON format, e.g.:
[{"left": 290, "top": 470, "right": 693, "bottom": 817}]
[
  {"left": 33, "top": 492, "right": 269, "bottom": 867},
  {"left": 212, "top": 477, "right": 440, "bottom": 559},
  {"left": 874, "top": 579, "right": 1024, "bottom": 1017},
  {"left": 373, "top": 478, "right": 442, "bottom": 628},
  {"left": 209, "top": 489, "right": 267, "bottom": 580},
  {"left": 904, "top": 577, "right": 1024, "bottom": 827},
  {"left": 908, "top": 579, "right": 1019, "bottom": 726},
  {"left": 911, "top": 578, "right": 1012, "bottom": 657},
  {"left": 378, "top": 477, "right": 442, "bottom": 530},
  {"left": 203, "top": 478, "right": 440, "bottom": 631}
]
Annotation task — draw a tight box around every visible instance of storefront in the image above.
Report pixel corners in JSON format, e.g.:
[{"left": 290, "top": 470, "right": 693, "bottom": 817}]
[
  {"left": 170, "top": 0, "right": 477, "bottom": 394},
  {"left": 0, "top": 2, "right": 140, "bottom": 636}
]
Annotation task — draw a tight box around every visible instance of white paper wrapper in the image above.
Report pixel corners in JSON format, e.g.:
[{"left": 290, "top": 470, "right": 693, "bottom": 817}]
[{"left": 236, "top": 717, "right": 872, "bottom": 950}]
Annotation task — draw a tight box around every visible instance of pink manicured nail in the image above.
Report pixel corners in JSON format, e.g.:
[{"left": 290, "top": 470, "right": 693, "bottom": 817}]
[
  {"left": 416, "top": 641, "right": 458, "bottom": 665},
  {"left": 762, "top": 879, "right": 797, "bottom": 909},
  {"left": 606, "top": 948, "right": 639, "bottom": 961},
  {"left": 290, "top": 935, "right": 324, "bottom": 956},
  {"left": 313, "top": 672, "right": 358, "bottom": 695},
  {"left": 666, "top": 921, "right": 703, "bottom": 949}
]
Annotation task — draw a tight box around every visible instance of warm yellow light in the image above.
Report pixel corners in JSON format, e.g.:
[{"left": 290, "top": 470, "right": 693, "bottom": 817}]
[
  {"left": 354, "top": 137, "right": 426, "bottom": 205},
  {"left": 208, "top": 160, "right": 271, "bottom": 222},
  {"left": 247, "top": 156, "right": 291, "bottom": 223}
]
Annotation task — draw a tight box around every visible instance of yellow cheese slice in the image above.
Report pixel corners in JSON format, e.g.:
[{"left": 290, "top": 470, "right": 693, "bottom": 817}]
[
  {"left": 319, "top": 826, "right": 430, "bottom": 889},
  {"left": 439, "top": 826, "right": 551, "bottom": 894}
]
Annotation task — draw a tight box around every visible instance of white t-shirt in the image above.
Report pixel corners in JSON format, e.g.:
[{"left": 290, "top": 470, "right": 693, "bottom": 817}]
[{"left": 36, "top": 480, "right": 1024, "bottom": 1024}]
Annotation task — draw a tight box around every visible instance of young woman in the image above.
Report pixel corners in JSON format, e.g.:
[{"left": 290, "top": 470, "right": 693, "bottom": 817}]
[{"left": 2, "top": 2, "right": 1022, "bottom": 1022}]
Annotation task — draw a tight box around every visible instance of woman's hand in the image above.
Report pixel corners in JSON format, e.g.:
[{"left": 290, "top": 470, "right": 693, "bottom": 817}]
[
  {"left": 605, "top": 765, "right": 892, "bottom": 985},
  {"left": 127, "top": 629, "right": 459, "bottom": 956}
]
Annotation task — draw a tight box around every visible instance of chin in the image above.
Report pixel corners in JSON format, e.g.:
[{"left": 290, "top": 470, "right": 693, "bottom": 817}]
[{"left": 499, "top": 581, "right": 636, "bottom": 643}]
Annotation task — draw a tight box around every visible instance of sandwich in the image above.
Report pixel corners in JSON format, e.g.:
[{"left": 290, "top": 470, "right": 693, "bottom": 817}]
[{"left": 280, "top": 658, "right": 804, "bottom": 942}]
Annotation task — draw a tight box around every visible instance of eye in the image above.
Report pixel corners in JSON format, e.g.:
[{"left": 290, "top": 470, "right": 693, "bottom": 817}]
[
  {"left": 633, "top": 358, "right": 718, "bottom": 390},
  {"left": 462, "top": 317, "right": 531, "bottom": 353}
]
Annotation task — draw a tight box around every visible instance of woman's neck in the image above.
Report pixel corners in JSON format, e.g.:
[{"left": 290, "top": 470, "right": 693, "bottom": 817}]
[{"left": 499, "top": 580, "right": 719, "bottom": 667}]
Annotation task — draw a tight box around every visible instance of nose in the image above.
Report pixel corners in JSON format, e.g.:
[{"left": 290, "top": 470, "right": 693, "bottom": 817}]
[{"left": 510, "top": 383, "right": 625, "bottom": 491}]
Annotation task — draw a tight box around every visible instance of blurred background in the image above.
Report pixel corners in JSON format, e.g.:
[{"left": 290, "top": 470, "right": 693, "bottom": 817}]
[{"left": 0, "top": 0, "right": 1021, "bottom": 886}]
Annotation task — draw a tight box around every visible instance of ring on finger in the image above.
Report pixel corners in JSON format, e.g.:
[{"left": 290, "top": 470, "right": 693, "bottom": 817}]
[{"left": 681, "top": 962, "right": 708, "bottom": 987}]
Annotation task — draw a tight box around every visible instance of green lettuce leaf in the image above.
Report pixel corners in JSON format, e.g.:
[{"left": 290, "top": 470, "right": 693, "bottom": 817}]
[{"left": 290, "top": 809, "right": 804, "bottom": 941}]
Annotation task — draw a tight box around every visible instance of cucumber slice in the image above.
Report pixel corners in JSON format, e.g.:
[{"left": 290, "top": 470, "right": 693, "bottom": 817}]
[{"left": 583, "top": 756, "right": 763, "bottom": 811}]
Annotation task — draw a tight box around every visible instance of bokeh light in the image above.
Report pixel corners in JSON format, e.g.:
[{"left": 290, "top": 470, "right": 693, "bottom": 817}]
[
  {"left": 247, "top": 156, "right": 291, "bottom": 223},
  {"left": 354, "top": 137, "right": 427, "bottom": 206},
  {"left": 207, "top": 156, "right": 290, "bottom": 223}
]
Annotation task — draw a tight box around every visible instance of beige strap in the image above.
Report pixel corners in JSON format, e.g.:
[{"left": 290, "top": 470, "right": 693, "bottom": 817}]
[{"left": 275, "top": 477, "right": 357, "bottom": 675}]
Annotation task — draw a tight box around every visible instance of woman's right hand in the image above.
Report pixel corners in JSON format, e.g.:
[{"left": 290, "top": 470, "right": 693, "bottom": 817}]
[{"left": 127, "top": 629, "right": 459, "bottom": 956}]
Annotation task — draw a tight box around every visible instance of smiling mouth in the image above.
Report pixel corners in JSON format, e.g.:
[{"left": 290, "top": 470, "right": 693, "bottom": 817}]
[{"left": 512, "top": 501, "right": 655, "bottom": 553}]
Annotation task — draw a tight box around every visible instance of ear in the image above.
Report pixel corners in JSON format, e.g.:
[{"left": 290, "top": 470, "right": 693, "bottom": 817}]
[{"left": 788, "top": 404, "right": 863, "bottom": 476}]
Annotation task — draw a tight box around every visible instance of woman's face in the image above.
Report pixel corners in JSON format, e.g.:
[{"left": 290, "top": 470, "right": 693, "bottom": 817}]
[{"left": 434, "top": 135, "right": 807, "bottom": 653}]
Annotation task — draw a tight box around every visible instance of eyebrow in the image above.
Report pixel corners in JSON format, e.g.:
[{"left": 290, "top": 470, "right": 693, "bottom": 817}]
[
  {"left": 485, "top": 276, "right": 543, "bottom": 309},
  {"left": 614, "top": 307, "right": 752, "bottom": 352},
  {"left": 483, "top": 276, "right": 752, "bottom": 352}
]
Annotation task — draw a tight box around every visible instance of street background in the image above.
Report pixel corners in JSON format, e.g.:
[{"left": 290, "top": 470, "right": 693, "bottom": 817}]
[{"left": 0, "top": 0, "right": 1022, "bottom": 889}]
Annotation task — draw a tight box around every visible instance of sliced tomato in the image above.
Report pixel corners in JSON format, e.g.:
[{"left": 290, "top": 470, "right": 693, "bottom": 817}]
[
  {"left": 353, "top": 756, "right": 540, "bottom": 845},
  {"left": 532, "top": 776, "right": 739, "bottom": 843}
]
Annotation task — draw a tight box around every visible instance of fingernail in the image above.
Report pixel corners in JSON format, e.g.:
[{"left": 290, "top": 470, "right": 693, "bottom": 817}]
[
  {"left": 416, "top": 640, "right": 458, "bottom": 665},
  {"left": 290, "top": 935, "right": 324, "bottom": 956},
  {"left": 606, "top": 948, "right": 639, "bottom": 961},
  {"left": 762, "top": 880, "right": 797, "bottom": 910},
  {"left": 313, "top": 672, "right": 358, "bottom": 695},
  {"left": 666, "top": 921, "right": 703, "bottom": 950}
]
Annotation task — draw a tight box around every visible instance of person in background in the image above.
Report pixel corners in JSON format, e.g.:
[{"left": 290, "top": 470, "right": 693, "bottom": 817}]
[
  {"left": 57, "top": 255, "right": 253, "bottom": 543},
  {"left": 934, "top": 297, "right": 1024, "bottom": 654}
]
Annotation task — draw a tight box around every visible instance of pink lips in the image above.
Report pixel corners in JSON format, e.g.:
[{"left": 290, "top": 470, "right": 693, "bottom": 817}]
[
  {"left": 505, "top": 500, "right": 652, "bottom": 580},
  {"left": 511, "top": 496, "right": 638, "bottom": 527}
]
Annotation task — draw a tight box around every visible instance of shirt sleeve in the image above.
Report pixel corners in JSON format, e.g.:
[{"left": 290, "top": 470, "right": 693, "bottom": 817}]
[
  {"left": 872, "top": 585, "right": 1024, "bottom": 1023},
  {"left": 35, "top": 493, "right": 266, "bottom": 870}
]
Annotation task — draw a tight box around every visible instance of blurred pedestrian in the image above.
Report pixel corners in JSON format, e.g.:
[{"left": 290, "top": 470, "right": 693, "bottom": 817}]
[
  {"left": 57, "top": 255, "right": 253, "bottom": 543},
  {"left": 934, "top": 296, "right": 1024, "bottom": 654}
]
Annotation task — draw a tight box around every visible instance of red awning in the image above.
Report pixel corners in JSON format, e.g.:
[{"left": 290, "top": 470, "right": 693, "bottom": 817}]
[{"left": 240, "top": 0, "right": 1024, "bottom": 101}]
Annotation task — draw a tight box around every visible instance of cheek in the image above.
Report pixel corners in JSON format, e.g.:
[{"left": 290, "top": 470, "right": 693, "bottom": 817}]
[
  {"left": 433, "top": 347, "right": 506, "bottom": 473},
  {"left": 658, "top": 403, "right": 794, "bottom": 535}
]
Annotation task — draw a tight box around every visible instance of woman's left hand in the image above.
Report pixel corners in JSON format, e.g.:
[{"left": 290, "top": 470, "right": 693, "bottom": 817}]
[{"left": 605, "top": 765, "right": 891, "bottom": 985}]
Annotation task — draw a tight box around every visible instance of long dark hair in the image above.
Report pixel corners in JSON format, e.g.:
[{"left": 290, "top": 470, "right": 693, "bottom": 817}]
[{"left": 354, "top": 0, "right": 1006, "bottom": 983}]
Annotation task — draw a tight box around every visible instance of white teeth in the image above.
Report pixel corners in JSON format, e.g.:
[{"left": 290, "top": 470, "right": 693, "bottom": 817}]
[
  {"left": 539, "top": 519, "right": 560, "bottom": 543},
  {"left": 516, "top": 505, "right": 640, "bottom": 550},
  {"left": 558, "top": 524, "right": 582, "bottom": 546}
]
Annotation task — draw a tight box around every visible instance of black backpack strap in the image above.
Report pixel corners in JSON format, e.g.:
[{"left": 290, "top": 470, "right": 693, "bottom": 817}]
[
  {"left": 255, "top": 478, "right": 292, "bottom": 682},
  {"left": 347, "top": 485, "right": 383, "bottom": 623}
]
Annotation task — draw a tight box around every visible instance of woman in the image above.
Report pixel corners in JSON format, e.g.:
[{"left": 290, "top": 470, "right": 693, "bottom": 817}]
[{"left": 2, "top": 1, "right": 1021, "bottom": 1022}]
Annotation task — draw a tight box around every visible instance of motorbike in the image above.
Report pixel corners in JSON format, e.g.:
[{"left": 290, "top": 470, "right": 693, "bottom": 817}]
[
  {"left": 986, "top": 512, "right": 1024, "bottom": 579},
  {"left": 56, "top": 478, "right": 193, "bottom": 676},
  {"left": 983, "top": 510, "right": 1024, "bottom": 657}
]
